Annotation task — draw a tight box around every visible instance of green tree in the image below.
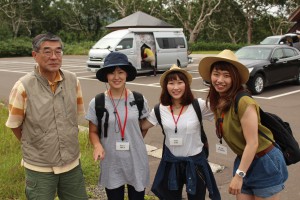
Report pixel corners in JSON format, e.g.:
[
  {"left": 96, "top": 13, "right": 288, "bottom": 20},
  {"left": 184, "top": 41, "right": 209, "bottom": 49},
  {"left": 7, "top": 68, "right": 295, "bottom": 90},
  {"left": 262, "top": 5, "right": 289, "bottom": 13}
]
[
  {"left": 108, "top": 0, "right": 164, "bottom": 18},
  {"left": 234, "top": 0, "right": 288, "bottom": 44},
  {"left": 209, "top": 0, "right": 246, "bottom": 44},
  {"left": 49, "top": 0, "right": 110, "bottom": 41},
  {"left": 0, "top": 0, "right": 32, "bottom": 38},
  {"left": 162, "top": 0, "right": 222, "bottom": 43},
  {"left": 29, "top": 0, "right": 62, "bottom": 37}
]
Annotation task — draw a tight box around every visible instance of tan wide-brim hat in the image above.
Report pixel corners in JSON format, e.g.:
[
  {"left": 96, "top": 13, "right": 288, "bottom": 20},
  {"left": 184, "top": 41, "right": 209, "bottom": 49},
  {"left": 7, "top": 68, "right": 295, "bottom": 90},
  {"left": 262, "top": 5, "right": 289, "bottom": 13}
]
[
  {"left": 160, "top": 64, "right": 192, "bottom": 86},
  {"left": 198, "top": 49, "right": 249, "bottom": 84}
]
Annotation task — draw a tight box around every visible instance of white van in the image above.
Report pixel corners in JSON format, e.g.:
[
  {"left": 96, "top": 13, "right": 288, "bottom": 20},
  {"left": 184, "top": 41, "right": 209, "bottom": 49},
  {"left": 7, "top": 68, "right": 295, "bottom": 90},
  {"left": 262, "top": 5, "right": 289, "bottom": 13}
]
[{"left": 86, "top": 28, "right": 189, "bottom": 72}]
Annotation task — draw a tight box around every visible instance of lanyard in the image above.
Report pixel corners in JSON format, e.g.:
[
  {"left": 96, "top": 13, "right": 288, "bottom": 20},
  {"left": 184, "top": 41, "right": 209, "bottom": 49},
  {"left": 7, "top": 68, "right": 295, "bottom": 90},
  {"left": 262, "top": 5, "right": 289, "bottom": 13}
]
[
  {"left": 109, "top": 89, "right": 128, "bottom": 141},
  {"left": 216, "top": 112, "right": 225, "bottom": 144},
  {"left": 170, "top": 105, "right": 184, "bottom": 133}
]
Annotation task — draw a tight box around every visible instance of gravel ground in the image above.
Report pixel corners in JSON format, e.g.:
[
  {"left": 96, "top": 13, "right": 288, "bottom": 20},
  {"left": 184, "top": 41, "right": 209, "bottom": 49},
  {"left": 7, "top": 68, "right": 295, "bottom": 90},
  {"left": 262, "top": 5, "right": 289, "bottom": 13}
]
[
  {"left": 87, "top": 185, "right": 158, "bottom": 200},
  {"left": 87, "top": 185, "right": 107, "bottom": 200}
]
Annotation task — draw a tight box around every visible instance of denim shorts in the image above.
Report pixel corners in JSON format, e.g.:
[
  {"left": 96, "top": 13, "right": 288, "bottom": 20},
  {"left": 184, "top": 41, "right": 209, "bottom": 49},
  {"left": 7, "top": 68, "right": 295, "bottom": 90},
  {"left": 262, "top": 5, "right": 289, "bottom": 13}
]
[{"left": 233, "top": 147, "right": 288, "bottom": 198}]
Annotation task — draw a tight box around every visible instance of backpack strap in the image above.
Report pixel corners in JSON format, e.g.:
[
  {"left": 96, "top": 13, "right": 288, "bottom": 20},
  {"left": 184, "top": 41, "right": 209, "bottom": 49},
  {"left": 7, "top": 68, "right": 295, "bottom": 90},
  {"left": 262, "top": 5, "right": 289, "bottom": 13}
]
[
  {"left": 191, "top": 99, "right": 209, "bottom": 158},
  {"left": 234, "top": 91, "right": 252, "bottom": 114},
  {"left": 154, "top": 103, "right": 166, "bottom": 155},
  {"left": 95, "top": 93, "right": 109, "bottom": 138},
  {"left": 154, "top": 103, "right": 165, "bottom": 135},
  {"left": 132, "top": 91, "right": 144, "bottom": 119},
  {"left": 191, "top": 99, "right": 203, "bottom": 128}
]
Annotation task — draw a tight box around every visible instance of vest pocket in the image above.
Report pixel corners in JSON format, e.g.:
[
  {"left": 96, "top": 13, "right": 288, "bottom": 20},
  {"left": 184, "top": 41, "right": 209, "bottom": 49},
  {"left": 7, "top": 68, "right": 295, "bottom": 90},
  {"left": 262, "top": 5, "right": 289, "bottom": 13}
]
[{"left": 25, "top": 126, "right": 46, "bottom": 145}]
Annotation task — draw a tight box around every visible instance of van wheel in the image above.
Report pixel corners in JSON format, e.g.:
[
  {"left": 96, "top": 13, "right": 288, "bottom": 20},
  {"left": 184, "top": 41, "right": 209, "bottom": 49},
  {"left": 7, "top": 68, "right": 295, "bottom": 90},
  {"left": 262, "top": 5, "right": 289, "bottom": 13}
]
[{"left": 177, "top": 60, "right": 181, "bottom": 67}]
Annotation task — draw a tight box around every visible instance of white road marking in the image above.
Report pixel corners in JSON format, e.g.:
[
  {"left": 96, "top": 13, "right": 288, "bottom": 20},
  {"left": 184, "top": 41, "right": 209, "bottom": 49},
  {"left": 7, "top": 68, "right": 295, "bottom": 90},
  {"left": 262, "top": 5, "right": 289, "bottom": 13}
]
[
  {"left": 1, "top": 62, "right": 299, "bottom": 100},
  {"left": 253, "top": 89, "right": 300, "bottom": 99}
]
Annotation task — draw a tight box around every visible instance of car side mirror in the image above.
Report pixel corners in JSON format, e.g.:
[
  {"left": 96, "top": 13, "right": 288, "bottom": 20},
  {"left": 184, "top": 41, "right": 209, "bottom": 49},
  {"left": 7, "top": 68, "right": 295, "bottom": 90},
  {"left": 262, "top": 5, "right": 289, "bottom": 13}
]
[
  {"left": 115, "top": 45, "right": 123, "bottom": 51},
  {"left": 270, "top": 57, "right": 278, "bottom": 63}
]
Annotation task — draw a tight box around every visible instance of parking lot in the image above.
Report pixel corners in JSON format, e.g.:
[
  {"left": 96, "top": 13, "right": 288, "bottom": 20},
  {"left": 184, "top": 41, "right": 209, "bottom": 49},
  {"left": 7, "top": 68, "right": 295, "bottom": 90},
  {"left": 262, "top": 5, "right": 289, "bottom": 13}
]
[{"left": 0, "top": 54, "right": 300, "bottom": 199}]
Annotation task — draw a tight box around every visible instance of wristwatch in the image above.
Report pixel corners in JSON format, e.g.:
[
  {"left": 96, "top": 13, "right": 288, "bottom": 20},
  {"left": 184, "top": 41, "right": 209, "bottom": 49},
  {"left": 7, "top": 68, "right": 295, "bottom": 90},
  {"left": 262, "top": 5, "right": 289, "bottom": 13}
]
[{"left": 236, "top": 169, "right": 246, "bottom": 178}]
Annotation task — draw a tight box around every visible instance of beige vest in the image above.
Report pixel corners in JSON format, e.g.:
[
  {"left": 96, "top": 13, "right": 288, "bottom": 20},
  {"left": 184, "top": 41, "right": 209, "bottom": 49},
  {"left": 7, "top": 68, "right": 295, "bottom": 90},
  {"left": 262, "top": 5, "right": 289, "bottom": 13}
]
[{"left": 20, "top": 68, "right": 80, "bottom": 167}]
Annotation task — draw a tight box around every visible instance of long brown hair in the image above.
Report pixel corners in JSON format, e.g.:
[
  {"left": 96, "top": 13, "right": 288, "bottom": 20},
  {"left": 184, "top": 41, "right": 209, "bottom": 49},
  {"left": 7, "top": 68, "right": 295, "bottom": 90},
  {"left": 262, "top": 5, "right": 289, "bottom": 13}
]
[
  {"left": 160, "top": 71, "right": 194, "bottom": 106},
  {"left": 207, "top": 61, "right": 247, "bottom": 114}
]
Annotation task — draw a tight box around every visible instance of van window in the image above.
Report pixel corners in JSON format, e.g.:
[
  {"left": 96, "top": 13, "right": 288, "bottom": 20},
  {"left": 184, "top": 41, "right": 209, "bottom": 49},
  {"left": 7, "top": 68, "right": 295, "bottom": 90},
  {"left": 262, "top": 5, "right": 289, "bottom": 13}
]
[
  {"left": 118, "top": 38, "right": 133, "bottom": 49},
  {"left": 175, "top": 38, "right": 186, "bottom": 48},
  {"left": 156, "top": 37, "right": 186, "bottom": 49},
  {"left": 292, "top": 36, "right": 299, "bottom": 43}
]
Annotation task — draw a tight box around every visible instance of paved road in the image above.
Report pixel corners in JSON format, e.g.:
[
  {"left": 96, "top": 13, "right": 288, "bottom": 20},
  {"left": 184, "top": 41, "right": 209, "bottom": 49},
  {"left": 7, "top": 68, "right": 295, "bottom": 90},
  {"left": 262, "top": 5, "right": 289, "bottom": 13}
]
[{"left": 0, "top": 55, "right": 300, "bottom": 199}]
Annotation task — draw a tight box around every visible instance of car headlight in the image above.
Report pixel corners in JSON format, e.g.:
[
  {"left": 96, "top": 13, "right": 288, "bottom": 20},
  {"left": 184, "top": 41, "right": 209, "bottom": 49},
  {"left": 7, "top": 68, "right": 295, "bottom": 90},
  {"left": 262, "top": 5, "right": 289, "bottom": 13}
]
[{"left": 248, "top": 67, "right": 253, "bottom": 73}]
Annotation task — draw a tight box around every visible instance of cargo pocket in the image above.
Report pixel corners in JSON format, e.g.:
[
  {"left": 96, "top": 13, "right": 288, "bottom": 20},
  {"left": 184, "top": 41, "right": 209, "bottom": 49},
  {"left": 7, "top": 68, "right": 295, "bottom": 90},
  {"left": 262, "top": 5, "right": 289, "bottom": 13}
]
[{"left": 25, "top": 177, "right": 37, "bottom": 199}]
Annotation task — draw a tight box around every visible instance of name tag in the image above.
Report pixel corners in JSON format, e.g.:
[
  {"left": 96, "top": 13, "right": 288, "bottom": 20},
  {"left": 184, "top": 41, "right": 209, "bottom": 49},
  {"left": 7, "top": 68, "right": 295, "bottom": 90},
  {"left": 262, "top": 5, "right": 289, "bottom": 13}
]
[
  {"left": 170, "top": 138, "right": 183, "bottom": 146},
  {"left": 116, "top": 141, "right": 130, "bottom": 151},
  {"left": 216, "top": 144, "right": 227, "bottom": 155}
]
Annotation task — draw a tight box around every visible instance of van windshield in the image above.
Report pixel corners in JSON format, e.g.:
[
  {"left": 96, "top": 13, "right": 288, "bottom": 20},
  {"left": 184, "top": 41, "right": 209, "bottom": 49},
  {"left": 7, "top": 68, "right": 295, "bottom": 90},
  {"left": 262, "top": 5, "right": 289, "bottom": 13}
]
[
  {"left": 260, "top": 37, "right": 281, "bottom": 44},
  {"left": 93, "top": 38, "right": 121, "bottom": 49}
]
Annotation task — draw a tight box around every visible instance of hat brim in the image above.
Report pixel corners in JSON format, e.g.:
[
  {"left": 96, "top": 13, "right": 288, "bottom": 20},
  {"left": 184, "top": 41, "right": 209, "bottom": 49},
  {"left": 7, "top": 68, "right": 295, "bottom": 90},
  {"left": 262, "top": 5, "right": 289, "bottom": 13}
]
[
  {"left": 96, "top": 63, "right": 137, "bottom": 82},
  {"left": 160, "top": 68, "right": 192, "bottom": 86},
  {"left": 198, "top": 56, "right": 249, "bottom": 84}
]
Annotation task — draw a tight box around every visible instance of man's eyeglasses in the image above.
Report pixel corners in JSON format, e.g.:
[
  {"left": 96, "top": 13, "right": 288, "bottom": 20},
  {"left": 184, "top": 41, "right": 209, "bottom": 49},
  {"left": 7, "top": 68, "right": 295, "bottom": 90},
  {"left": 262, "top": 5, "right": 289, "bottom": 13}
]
[
  {"left": 38, "top": 49, "right": 63, "bottom": 58},
  {"left": 216, "top": 113, "right": 224, "bottom": 144}
]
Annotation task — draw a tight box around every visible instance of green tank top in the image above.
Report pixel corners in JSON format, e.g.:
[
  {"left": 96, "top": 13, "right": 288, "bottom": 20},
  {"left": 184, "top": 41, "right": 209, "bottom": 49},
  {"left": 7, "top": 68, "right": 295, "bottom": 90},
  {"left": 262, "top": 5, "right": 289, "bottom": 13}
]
[{"left": 217, "top": 96, "right": 273, "bottom": 156}]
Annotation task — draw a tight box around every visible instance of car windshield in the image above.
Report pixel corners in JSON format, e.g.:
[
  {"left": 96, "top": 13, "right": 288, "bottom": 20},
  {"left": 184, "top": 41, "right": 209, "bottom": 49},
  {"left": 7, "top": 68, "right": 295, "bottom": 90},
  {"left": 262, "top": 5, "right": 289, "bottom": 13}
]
[
  {"left": 235, "top": 47, "right": 272, "bottom": 60},
  {"left": 260, "top": 37, "right": 281, "bottom": 44},
  {"left": 93, "top": 38, "right": 121, "bottom": 49}
]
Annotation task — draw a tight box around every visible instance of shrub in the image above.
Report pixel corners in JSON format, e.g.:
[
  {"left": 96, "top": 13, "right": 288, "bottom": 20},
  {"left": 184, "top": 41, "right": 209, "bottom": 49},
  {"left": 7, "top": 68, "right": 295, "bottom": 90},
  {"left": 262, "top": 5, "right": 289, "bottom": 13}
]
[
  {"left": 189, "top": 41, "right": 246, "bottom": 51},
  {"left": 0, "top": 38, "right": 95, "bottom": 57},
  {"left": 0, "top": 38, "right": 32, "bottom": 57},
  {"left": 0, "top": 37, "right": 249, "bottom": 57}
]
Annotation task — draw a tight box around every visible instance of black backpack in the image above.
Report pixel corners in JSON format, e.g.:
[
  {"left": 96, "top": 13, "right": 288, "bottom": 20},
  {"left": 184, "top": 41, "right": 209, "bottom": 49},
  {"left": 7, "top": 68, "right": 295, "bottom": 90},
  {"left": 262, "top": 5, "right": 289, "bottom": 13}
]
[
  {"left": 154, "top": 99, "right": 209, "bottom": 158},
  {"left": 95, "top": 91, "right": 144, "bottom": 138},
  {"left": 235, "top": 91, "right": 300, "bottom": 165}
]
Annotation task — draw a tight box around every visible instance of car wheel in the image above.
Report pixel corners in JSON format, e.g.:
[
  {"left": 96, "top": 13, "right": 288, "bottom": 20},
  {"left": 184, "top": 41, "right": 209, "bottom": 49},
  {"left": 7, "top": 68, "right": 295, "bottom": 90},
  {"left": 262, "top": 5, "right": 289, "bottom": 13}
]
[
  {"left": 295, "top": 69, "right": 300, "bottom": 85},
  {"left": 249, "top": 74, "right": 264, "bottom": 94},
  {"left": 177, "top": 60, "right": 181, "bottom": 67}
]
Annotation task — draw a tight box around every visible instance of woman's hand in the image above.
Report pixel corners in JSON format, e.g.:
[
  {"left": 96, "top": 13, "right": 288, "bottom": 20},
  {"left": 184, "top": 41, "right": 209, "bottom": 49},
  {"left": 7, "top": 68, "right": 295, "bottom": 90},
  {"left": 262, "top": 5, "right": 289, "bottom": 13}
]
[
  {"left": 93, "top": 144, "right": 105, "bottom": 161},
  {"left": 88, "top": 121, "right": 105, "bottom": 161},
  {"left": 228, "top": 175, "right": 243, "bottom": 195},
  {"left": 140, "top": 118, "right": 154, "bottom": 137}
]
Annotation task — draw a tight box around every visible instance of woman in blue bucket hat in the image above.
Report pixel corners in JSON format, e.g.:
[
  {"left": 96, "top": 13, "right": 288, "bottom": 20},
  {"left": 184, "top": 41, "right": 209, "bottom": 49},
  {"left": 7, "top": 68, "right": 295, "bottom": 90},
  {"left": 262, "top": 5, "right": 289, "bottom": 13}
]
[{"left": 85, "top": 52, "right": 150, "bottom": 200}]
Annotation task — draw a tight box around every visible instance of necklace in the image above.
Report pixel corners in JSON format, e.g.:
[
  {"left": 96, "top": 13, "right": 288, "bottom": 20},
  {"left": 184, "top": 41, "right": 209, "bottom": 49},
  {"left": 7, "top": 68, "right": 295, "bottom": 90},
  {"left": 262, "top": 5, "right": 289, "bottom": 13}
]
[
  {"left": 108, "top": 87, "right": 125, "bottom": 111},
  {"left": 108, "top": 87, "right": 125, "bottom": 133}
]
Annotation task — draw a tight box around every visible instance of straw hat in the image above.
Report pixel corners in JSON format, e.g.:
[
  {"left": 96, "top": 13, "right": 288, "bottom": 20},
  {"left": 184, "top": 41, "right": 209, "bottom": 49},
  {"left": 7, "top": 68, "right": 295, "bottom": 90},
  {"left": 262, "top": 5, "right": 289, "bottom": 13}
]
[
  {"left": 198, "top": 49, "right": 249, "bottom": 84},
  {"left": 96, "top": 51, "right": 137, "bottom": 82},
  {"left": 160, "top": 64, "right": 192, "bottom": 86}
]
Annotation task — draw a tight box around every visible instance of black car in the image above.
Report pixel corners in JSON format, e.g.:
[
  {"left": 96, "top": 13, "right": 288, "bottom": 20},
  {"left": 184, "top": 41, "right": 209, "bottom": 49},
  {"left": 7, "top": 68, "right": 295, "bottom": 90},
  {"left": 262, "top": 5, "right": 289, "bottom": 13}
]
[{"left": 235, "top": 45, "right": 300, "bottom": 94}]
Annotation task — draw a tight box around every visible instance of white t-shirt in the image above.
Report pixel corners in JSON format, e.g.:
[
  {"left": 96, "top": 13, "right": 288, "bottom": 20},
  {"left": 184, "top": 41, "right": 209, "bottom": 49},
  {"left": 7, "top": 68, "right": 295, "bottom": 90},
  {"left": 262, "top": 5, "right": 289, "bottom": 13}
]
[{"left": 147, "top": 98, "right": 214, "bottom": 157}]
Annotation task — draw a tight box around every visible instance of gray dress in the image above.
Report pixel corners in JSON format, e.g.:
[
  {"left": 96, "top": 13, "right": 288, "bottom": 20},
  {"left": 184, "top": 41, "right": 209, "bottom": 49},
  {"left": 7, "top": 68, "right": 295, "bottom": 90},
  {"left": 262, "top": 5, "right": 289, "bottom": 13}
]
[{"left": 85, "top": 91, "right": 150, "bottom": 191}]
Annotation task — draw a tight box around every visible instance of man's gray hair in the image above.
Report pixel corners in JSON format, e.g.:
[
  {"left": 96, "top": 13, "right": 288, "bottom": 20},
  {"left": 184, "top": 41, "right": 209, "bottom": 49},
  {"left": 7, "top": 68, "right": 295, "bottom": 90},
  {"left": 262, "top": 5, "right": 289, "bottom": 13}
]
[{"left": 32, "top": 33, "right": 63, "bottom": 52}]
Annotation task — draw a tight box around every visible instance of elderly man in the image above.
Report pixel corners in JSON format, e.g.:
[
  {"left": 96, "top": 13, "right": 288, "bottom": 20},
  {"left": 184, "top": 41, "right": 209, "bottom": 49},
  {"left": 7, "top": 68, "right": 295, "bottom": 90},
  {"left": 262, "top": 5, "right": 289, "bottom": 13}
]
[{"left": 6, "top": 33, "right": 88, "bottom": 199}]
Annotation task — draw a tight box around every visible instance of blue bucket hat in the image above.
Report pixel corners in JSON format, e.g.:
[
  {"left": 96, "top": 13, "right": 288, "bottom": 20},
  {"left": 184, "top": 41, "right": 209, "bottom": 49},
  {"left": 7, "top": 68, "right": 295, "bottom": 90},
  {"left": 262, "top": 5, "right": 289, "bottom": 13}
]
[{"left": 96, "top": 52, "right": 137, "bottom": 82}]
